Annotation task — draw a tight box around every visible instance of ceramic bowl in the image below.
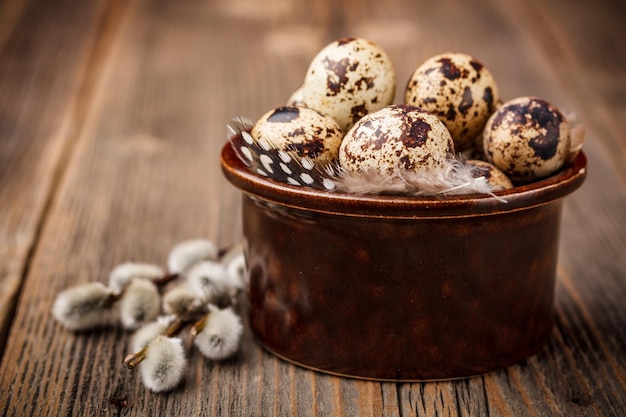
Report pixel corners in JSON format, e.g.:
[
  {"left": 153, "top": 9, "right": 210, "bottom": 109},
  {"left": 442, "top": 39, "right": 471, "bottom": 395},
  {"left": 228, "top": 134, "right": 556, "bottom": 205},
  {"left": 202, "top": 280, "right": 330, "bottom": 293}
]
[{"left": 221, "top": 139, "right": 587, "bottom": 381}]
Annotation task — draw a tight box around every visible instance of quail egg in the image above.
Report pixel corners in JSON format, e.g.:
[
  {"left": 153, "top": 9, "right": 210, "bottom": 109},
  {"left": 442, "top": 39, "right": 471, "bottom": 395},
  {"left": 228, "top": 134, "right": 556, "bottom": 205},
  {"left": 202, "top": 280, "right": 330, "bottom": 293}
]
[
  {"left": 301, "top": 38, "right": 396, "bottom": 131},
  {"left": 464, "top": 160, "right": 513, "bottom": 190},
  {"left": 286, "top": 85, "right": 305, "bottom": 107},
  {"left": 250, "top": 106, "right": 344, "bottom": 164},
  {"left": 339, "top": 104, "right": 455, "bottom": 175},
  {"left": 405, "top": 52, "right": 499, "bottom": 151},
  {"left": 483, "top": 96, "right": 570, "bottom": 182}
]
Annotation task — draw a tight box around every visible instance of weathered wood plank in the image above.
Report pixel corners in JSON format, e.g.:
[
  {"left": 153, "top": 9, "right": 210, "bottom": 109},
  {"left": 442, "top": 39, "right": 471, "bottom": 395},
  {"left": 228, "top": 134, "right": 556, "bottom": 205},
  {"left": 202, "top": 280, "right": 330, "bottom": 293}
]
[
  {"left": 0, "top": 0, "right": 624, "bottom": 415},
  {"left": 0, "top": 0, "right": 400, "bottom": 415},
  {"left": 490, "top": 0, "right": 626, "bottom": 183},
  {"left": 504, "top": 0, "right": 626, "bottom": 415},
  {"left": 0, "top": 0, "right": 113, "bottom": 353},
  {"left": 393, "top": 0, "right": 626, "bottom": 415}
]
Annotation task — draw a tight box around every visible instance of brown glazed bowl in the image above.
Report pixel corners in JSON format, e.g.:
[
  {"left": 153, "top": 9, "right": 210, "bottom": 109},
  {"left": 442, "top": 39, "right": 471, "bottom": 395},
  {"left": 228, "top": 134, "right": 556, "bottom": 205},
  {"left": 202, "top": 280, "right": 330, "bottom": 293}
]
[{"left": 221, "top": 141, "right": 587, "bottom": 381}]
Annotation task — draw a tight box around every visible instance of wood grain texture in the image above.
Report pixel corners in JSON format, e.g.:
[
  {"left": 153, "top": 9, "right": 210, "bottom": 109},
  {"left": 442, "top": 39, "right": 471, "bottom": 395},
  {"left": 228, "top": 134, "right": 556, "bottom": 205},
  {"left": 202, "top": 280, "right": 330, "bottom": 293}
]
[
  {"left": 0, "top": 0, "right": 112, "bottom": 353},
  {"left": 0, "top": 0, "right": 624, "bottom": 415},
  {"left": 492, "top": 0, "right": 626, "bottom": 183}
]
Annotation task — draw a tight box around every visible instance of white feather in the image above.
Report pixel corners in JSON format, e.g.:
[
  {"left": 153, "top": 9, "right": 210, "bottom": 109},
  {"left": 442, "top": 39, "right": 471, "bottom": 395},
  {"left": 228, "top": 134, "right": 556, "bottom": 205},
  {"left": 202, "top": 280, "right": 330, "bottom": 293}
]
[{"left": 334, "top": 157, "right": 502, "bottom": 198}]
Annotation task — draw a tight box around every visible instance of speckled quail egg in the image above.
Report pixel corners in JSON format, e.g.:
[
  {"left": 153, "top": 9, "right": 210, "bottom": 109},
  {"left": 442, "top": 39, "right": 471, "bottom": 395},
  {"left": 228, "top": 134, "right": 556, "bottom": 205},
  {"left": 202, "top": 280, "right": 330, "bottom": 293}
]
[
  {"left": 483, "top": 96, "right": 571, "bottom": 182},
  {"left": 339, "top": 104, "right": 455, "bottom": 174},
  {"left": 464, "top": 160, "right": 513, "bottom": 190},
  {"left": 301, "top": 38, "right": 396, "bottom": 132},
  {"left": 286, "top": 85, "right": 305, "bottom": 107},
  {"left": 250, "top": 106, "right": 344, "bottom": 164},
  {"left": 405, "top": 52, "right": 499, "bottom": 151}
]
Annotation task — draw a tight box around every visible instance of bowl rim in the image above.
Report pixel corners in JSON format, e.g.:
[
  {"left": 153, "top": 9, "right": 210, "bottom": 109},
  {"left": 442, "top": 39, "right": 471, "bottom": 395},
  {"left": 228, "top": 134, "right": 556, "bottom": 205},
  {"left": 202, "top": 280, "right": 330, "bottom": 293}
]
[{"left": 221, "top": 140, "right": 587, "bottom": 219}]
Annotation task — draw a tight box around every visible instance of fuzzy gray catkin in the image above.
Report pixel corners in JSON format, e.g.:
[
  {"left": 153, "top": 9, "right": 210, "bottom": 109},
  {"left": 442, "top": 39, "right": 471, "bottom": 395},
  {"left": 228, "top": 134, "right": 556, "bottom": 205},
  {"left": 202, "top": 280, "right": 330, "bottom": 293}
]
[
  {"left": 108, "top": 262, "right": 165, "bottom": 295},
  {"left": 162, "top": 284, "right": 204, "bottom": 317},
  {"left": 52, "top": 282, "right": 115, "bottom": 331},
  {"left": 139, "top": 336, "right": 186, "bottom": 392},
  {"left": 130, "top": 316, "right": 177, "bottom": 353},
  {"left": 220, "top": 244, "right": 247, "bottom": 289},
  {"left": 119, "top": 279, "right": 161, "bottom": 330},
  {"left": 225, "top": 253, "right": 246, "bottom": 289},
  {"left": 186, "top": 261, "right": 237, "bottom": 307},
  {"left": 167, "top": 239, "right": 219, "bottom": 275},
  {"left": 193, "top": 305, "right": 243, "bottom": 360}
]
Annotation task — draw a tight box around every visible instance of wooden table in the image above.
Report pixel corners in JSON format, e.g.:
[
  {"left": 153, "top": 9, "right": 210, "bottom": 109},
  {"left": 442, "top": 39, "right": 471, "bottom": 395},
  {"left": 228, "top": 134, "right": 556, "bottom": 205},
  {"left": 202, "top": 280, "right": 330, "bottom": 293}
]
[{"left": 1, "top": 0, "right": 624, "bottom": 415}]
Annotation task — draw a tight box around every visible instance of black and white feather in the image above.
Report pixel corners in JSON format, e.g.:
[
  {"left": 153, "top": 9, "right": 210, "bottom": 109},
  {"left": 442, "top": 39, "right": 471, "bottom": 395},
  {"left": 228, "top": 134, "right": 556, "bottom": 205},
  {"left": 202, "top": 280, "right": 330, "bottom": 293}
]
[{"left": 227, "top": 117, "right": 339, "bottom": 191}]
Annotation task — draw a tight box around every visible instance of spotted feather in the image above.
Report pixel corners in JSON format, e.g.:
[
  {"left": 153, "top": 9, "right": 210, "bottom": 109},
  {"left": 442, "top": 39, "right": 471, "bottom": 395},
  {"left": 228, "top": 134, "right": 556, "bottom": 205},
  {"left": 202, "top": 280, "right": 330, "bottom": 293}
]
[
  {"left": 227, "top": 117, "right": 339, "bottom": 190},
  {"left": 227, "top": 117, "right": 509, "bottom": 199}
]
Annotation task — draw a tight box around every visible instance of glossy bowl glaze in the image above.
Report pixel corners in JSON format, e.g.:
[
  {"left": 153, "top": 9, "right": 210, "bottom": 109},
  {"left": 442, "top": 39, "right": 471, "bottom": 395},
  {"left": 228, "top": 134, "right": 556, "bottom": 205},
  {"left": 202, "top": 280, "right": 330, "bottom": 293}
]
[{"left": 221, "top": 140, "right": 587, "bottom": 381}]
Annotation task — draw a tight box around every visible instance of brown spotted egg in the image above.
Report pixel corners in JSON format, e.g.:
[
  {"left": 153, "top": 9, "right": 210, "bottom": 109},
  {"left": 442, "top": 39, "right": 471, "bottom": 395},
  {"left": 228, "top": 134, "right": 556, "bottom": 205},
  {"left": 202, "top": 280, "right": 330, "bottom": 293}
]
[
  {"left": 301, "top": 38, "right": 396, "bottom": 132},
  {"left": 250, "top": 106, "right": 344, "bottom": 164},
  {"left": 404, "top": 52, "right": 499, "bottom": 151},
  {"left": 286, "top": 85, "right": 305, "bottom": 107},
  {"left": 339, "top": 104, "right": 455, "bottom": 174},
  {"left": 483, "top": 97, "right": 570, "bottom": 182},
  {"left": 465, "top": 160, "right": 513, "bottom": 190}
]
